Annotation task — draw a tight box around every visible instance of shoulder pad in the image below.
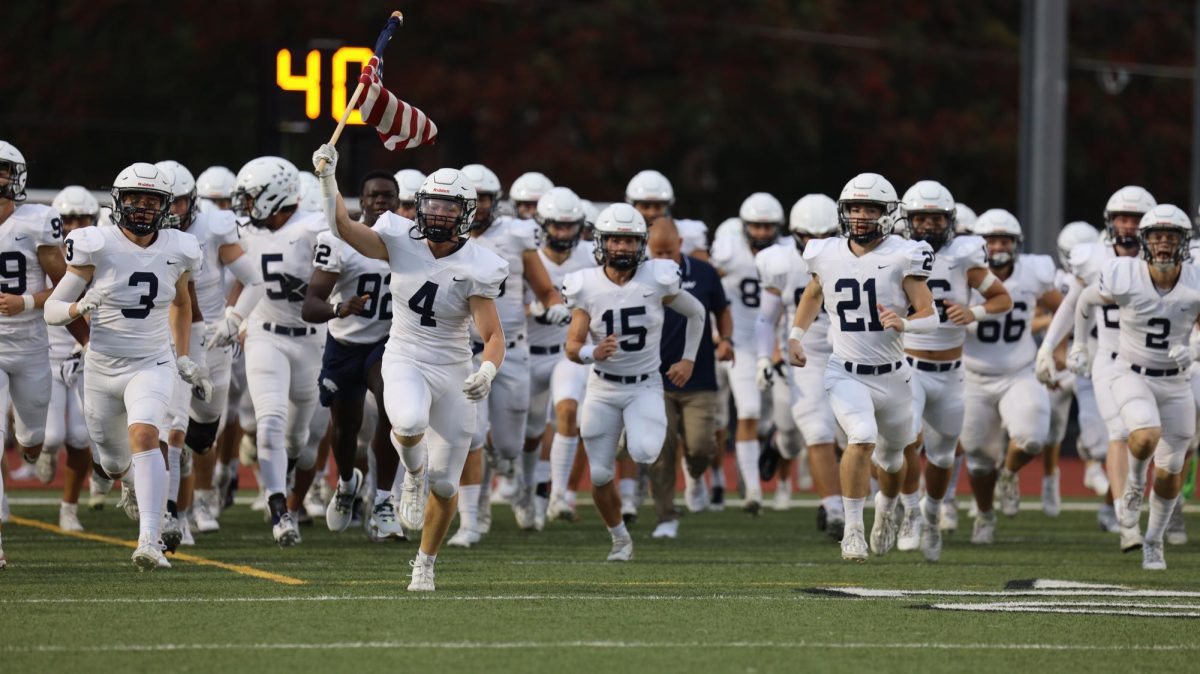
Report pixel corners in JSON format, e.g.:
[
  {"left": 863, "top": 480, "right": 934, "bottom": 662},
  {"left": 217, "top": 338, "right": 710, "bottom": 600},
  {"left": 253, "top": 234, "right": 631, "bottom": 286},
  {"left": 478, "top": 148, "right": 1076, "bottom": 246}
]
[
  {"left": 903, "top": 239, "right": 935, "bottom": 278},
  {"left": 800, "top": 236, "right": 831, "bottom": 261},
  {"left": 953, "top": 235, "right": 988, "bottom": 268},
  {"left": 561, "top": 268, "right": 589, "bottom": 309},
  {"left": 1099, "top": 256, "right": 1136, "bottom": 299},
  {"left": 66, "top": 226, "right": 105, "bottom": 261},
  {"left": 509, "top": 217, "right": 542, "bottom": 251},
  {"left": 1029, "top": 254, "right": 1057, "bottom": 287},
  {"left": 18, "top": 204, "right": 64, "bottom": 246},
  {"left": 174, "top": 230, "right": 204, "bottom": 272},
  {"left": 206, "top": 210, "right": 239, "bottom": 241},
  {"left": 650, "top": 258, "right": 683, "bottom": 293}
]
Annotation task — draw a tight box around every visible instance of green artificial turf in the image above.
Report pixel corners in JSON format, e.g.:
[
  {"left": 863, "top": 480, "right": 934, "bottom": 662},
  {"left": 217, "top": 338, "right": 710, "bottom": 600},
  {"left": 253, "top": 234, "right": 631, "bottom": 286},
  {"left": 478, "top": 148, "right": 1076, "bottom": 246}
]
[{"left": 0, "top": 492, "right": 1195, "bottom": 673}]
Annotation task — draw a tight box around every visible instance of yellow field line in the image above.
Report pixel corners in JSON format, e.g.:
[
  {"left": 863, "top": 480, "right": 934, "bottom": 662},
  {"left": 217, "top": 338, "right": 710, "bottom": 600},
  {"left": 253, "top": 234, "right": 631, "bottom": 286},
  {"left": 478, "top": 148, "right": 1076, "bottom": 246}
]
[{"left": 7, "top": 515, "right": 306, "bottom": 586}]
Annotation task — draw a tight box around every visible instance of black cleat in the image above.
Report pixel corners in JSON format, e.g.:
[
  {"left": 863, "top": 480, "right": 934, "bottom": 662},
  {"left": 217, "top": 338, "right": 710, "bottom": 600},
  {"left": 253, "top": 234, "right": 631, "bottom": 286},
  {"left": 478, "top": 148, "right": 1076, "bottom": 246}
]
[{"left": 816, "top": 504, "right": 828, "bottom": 532}]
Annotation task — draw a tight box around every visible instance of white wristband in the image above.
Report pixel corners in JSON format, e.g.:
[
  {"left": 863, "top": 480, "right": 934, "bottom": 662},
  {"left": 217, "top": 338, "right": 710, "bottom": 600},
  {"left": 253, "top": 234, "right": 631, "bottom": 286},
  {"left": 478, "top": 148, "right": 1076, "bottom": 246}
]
[
  {"left": 22, "top": 294, "right": 35, "bottom": 310},
  {"left": 477, "top": 360, "right": 498, "bottom": 381},
  {"left": 578, "top": 345, "right": 596, "bottom": 364},
  {"left": 970, "top": 305, "right": 989, "bottom": 322},
  {"left": 788, "top": 327, "right": 806, "bottom": 342}
]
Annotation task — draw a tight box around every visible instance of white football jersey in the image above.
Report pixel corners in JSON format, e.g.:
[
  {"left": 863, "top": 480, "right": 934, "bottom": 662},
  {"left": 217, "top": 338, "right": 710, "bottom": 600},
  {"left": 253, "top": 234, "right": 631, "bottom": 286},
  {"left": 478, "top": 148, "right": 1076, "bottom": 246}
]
[
  {"left": 803, "top": 235, "right": 935, "bottom": 365},
  {"left": 756, "top": 242, "right": 831, "bottom": 357},
  {"left": 64, "top": 224, "right": 201, "bottom": 358},
  {"left": 1100, "top": 257, "right": 1200, "bottom": 370},
  {"left": 239, "top": 211, "right": 326, "bottom": 327},
  {"left": 0, "top": 203, "right": 63, "bottom": 338},
  {"left": 1069, "top": 241, "right": 1122, "bottom": 355},
  {"left": 527, "top": 244, "right": 596, "bottom": 348},
  {"left": 469, "top": 216, "right": 540, "bottom": 340},
  {"left": 563, "top": 259, "right": 681, "bottom": 376},
  {"left": 711, "top": 233, "right": 773, "bottom": 348},
  {"left": 184, "top": 209, "right": 239, "bottom": 322},
  {"left": 314, "top": 229, "right": 392, "bottom": 345},
  {"left": 375, "top": 212, "right": 508, "bottom": 365},
  {"left": 904, "top": 235, "right": 988, "bottom": 351},
  {"left": 676, "top": 218, "right": 708, "bottom": 255},
  {"left": 964, "top": 254, "right": 1056, "bottom": 375}
]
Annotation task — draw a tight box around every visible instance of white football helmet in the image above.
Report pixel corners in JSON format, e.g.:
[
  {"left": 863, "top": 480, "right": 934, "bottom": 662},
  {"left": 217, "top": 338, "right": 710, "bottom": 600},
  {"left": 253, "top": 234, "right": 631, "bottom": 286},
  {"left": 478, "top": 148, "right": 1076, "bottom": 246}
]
[
  {"left": 155, "top": 160, "right": 197, "bottom": 229},
  {"left": 625, "top": 170, "right": 675, "bottom": 206},
  {"left": 297, "top": 172, "right": 322, "bottom": 213},
  {"left": 1103, "top": 185, "right": 1156, "bottom": 248},
  {"left": 1139, "top": 204, "right": 1192, "bottom": 267},
  {"left": 580, "top": 199, "right": 600, "bottom": 225},
  {"left": 196, "top": 166, "right": 237, "bottom": 201},
  {"left": 460, "top": 164, "right": 500, "bottom": 197},
  {"left": 592, "top": 203, "right": 647, "bottom": 269},
  {"left": 788, "top": 194, "right": 838, "bottom": 250},
  {"left": 395, "top": 169, "right": 428, "bottom": 203},
  {"left": 901, "top": 180, "right": 956, "bottom": 250},
  {"left": 53, "top": 186, "right": 100, "bottom": 225},
  {"left": 415, "top": 168, "right": 477, "bottom": 243},
  {"left": 1056, "top": 221, "right": 1099, "bottom": 271},
  {"left": 954, "top": 202, "right": 977, "bottom": 234},
  {"left": 233, "top": 157, "right": 300, "bottom": 226},
  {"left": 509, "top": 172, "right": 553, "bottom": 204},
  {"left": 110, "top": 162, "right": 174, "bottom": 235},
  {"left": 739, "top": 192, "right": 784, "bottom": 250},
  {"left": 0, "top": 140, "right": 28, "bottom": 201},
  {"left": 973, "top": 208, "right": 1023, "bottom": 268},
  {"left": 837, "top": 172, "right": 899, "bottom": 243},
  {"left": 536, "top": 187, "right": 585, "bottom": 252}
]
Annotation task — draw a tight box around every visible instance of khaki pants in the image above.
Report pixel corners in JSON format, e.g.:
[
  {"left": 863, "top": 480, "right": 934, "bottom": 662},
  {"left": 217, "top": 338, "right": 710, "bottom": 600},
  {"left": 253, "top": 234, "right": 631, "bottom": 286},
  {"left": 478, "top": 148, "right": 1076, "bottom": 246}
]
[{"left": 649, "top": 389, "right": 717, "bottom": 523}]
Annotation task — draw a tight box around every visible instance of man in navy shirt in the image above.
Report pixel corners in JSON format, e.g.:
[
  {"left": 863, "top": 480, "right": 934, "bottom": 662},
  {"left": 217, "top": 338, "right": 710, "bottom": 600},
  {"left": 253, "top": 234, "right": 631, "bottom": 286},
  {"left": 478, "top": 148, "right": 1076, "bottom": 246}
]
[{"left": 646, "top": 218, "right": 733, "bottom": 538}]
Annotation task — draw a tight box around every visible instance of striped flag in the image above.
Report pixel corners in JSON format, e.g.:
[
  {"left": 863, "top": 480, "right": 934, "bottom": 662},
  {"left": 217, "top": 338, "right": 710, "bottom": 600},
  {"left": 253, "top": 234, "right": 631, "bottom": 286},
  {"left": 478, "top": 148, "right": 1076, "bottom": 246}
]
[{"left": 356, "top": 56, "right": 437, "bottom": 151}]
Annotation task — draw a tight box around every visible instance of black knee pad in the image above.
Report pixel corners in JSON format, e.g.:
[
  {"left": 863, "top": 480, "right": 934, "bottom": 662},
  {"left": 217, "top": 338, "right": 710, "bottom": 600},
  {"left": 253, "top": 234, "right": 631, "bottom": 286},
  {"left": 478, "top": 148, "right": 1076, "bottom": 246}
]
[{"left": 185, "top": 418, "right": 221, "bottom": 455}]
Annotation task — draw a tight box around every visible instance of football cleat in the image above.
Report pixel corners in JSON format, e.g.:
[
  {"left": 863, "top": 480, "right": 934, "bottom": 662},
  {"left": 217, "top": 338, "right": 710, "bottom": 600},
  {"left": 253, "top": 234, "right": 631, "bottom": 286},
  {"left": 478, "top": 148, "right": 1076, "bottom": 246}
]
[
  {"left": 939, "top": 500, "right": 959, "bottom": 534},
  {"left": 607, "top": 535, "right": 634, "bottom": 562},
  {"left": 534, "top": 494, "right": 548, "bottom": 531},
  {"left": 477, "top": 504, "right": 493, "bottom": 535},
  {"left": 621, "top": 499, "right": 639, "bottom": 525},
  {"left": 1119, "top": 485, "right": 1143, "bottom": 529},
  {"left": 869, "top": 494, "right": 897, "bottom": 556},
  {"left": 826, "top": 512, "right": 846, "bottom": 542},
  {"left": 512, "top": 486, "right": 538, "bottom": 530},
  {"left": 547, "top": 491, "right": 577, "bottom": 522},
  {"left": 303, "top": 486, "right": 327, "bottom": 519},
  {"left": 272, "top": 512, "right": 301, "bottom": 547},
  {"left": 368, "top": 499, "right": 406, "bottom": 542},
  {"left": 1142, "top": 539, "right": 1166, "bottom": 571},
  {"left": 840, "top": 523, "right": 868, "bottom": 562},
  {"left": 651, "top": 520, "right": 679, "bottom": 539},
  {"left": 408, "top": 557, "right": 436, "bottom": 592},
  {"left": 896, "top": 502, "right": 923, "bottom": 552},
  {"left": 996, "top": 471, "right": 1020, "bottom": 517},
  {"left": 684, "top": 474, "right": 708, "bottom": 513},
  {"left": 709, "top": 485, "right": 726, "bottom": 512},
  {"left": 326, "top": 468, "right": 364, "bottom": 533},
  {"left": 447, "top": 527, "right": 481, "bottom": 548},
  {"left": 132, "top": 541, "right": 170, "bottom": 571},
  {"left": 1041, "top": 471, "right": 1061, "bottom": 518},
  {"left": 772, "top": 484, "right": 791, "bottom": 511},
  {"left": 117, "top": 483, "right": 139, "bottom": 521},
  {"left": 742, "top": 488, "right": 763, "bottom": 517},
  {"left": 1097, "top": 504, "right": 1120, "bottom": 533},
  {"left": 34, "top": 448, "right": 58, "bottom": 485},
  {"left": 398, "top": 470, "right": 429, "bottom": 531},
  {"left": 1084, "top": 461, "right": 1109, "bottom": 496},
  {"left": 920, "top": 518, "right": 943, "bottom": 562},
  {"left": 161, "top": 513, "right": 183, "bottom": 553},
  {"left": 1166, "top": 498, "right": 1188, "bottom": 546},
  {"left": 971, "top": 510, "right": 996, "bottom": 545},
  {"left": 490, "top": 474, "right": 516, "bottom": 504},
  {"left": 89, "top": 472, "right": 113, "bottom": 510},
  {"left": 58, "top": 503, "right": 84, "bottom": 533},
  {"left": 179, "top": 516, "right": 195, "bottom": 546},
  {"left": 193, "top": 490, "right": 220, "bottom": 533}
]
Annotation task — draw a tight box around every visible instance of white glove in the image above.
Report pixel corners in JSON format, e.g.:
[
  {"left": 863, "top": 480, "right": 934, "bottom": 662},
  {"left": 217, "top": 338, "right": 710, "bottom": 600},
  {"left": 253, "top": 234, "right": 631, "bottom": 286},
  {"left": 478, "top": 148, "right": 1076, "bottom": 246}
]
[
  {"left": 1067, "top": 342, "right": 1092, "bottom": 378},
  {"left": 545, "top": 303, "right": 571, "bottom": 326},
  {"left": 59, "top": 343, "right": 86, "bottom": 387},
  {"left": 75, "top": 286, "right": 110, "bottom": 317},
  {"left": 756, "top": 357, "right": 775, "bottom": 391},
  {"left": 177, "top": 355, "right": 214, "bottom": 403},
  {"left": 463, "top": 361, "right": 498, "bottom": 401},
  {"left": 1169, "top": 344, "right": 1193, "bottom": 372},
  {"left": 312, "top": 143, "right": 338, "bottom": 178},
  {"left": 1034, "top": 347, "right": 1057, "bottom": 385},
  {"left": 528, "top": 300, "right": 546, "bottom": 317},
  {"left": 206, "top": 307, "right": 244, "bottom": 348}
]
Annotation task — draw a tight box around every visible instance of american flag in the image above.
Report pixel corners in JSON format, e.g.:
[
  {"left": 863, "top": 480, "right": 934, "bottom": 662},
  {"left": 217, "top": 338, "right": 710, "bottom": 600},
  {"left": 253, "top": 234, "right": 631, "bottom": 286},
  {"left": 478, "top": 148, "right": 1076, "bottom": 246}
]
[{"left": 356, "top": 56, "right": 437, "bottom": 151}]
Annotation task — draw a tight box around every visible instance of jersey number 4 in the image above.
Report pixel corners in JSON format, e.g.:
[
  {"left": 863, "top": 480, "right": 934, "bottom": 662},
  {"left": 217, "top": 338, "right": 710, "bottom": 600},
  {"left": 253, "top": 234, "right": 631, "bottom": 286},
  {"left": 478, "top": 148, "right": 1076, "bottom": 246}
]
[
  {"left": 407, "top": 281, "right": 438, "bottom": 327},
  {"left": 601, "top": 306, "right": 647, "bottom": 351}
]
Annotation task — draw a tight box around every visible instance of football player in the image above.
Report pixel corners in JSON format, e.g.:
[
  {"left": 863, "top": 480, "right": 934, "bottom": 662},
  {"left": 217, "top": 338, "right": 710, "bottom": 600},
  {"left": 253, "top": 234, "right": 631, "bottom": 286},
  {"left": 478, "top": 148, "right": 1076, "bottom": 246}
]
[
  {"left": 564, "top": 204, "right": 706, "bottom": 560},
  {"left": 625, "top": 169, "right": 709, "bottom": 260},
  {"left": 1069, "top": 204, "right": 1200, "bottom": 570},
  {"left": 315, "top": 144, "right": 508, "bottom": 592},
  {"left": 788, "top": 173, "right": 937, "bottom": 562}
]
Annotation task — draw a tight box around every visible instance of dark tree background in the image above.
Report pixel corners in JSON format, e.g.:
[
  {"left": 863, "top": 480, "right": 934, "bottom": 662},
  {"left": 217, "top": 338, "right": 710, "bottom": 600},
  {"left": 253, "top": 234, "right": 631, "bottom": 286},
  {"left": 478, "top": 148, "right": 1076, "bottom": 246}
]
[{"left": 2, "top": 0, "right": 1194, "bottom": 242}]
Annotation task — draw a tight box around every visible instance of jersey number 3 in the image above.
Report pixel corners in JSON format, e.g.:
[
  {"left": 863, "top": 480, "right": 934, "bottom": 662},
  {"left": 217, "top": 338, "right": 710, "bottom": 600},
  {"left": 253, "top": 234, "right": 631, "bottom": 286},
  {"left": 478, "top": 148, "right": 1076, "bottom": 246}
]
[{"left": 121, "top": 272, "right": 158, "bottom": 319}]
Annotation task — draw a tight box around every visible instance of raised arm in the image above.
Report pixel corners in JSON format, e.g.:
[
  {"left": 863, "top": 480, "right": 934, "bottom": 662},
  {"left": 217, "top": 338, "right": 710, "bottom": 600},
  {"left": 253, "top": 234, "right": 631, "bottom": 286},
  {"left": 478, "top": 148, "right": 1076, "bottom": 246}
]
[{"left": 312, "top": 144, "right": 389, "bottom": 260}]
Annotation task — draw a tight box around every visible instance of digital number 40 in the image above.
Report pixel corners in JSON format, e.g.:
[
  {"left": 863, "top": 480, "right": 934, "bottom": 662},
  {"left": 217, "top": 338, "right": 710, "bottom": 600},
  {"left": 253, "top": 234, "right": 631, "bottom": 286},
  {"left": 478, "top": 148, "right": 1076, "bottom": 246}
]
[{"left": 276, "top": 47, "right": 372, "bottom": 125}]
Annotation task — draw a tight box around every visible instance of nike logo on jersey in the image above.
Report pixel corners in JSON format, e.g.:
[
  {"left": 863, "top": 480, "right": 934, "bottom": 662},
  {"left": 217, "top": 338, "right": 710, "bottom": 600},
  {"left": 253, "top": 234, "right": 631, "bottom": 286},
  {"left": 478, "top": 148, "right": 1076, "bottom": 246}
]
[
  {"left": 453, "top": 276, "right": 466, "bottom": 282},
  {"left": 156, "top": 360, "right": 170, "bottom": 366},
  {"left": 13, "top": 235, "right": 26, "bottom": 241},
  {"left": 166, "top": 260, "right": 178, "bottom": 265},
  {"left": 642, "top": 291, "right": 655, "bottom": 297},
  {"left": 877, "top": 265, "right": 889, "bottom": 269},
  {"left": 289, "top": 239, "right": 301, "bottom": 244}
]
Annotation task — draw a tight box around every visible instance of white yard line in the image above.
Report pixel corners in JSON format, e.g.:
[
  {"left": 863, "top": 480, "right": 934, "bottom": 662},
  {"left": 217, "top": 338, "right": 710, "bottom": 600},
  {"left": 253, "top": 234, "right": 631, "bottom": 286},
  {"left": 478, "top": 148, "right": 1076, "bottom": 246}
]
[{"left": 0, "top": 594, "right": 789, "bottom": 605}]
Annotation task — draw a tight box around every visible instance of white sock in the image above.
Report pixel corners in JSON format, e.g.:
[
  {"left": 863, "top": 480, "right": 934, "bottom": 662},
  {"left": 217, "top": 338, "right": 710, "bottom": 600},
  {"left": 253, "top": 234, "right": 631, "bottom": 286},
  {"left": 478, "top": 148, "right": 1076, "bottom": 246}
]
[
  {"left": 608, "top": 522, "right": 629, "bottom": 541},
  {"left": 618, "top": 478, "right": 637, "bottom": 505},
  {"left": 522, "top": 450, "right": 539, "bottom": 488},
  {"left": 1145, "top": 492, "right": 1174, "bottom": 543},
  {"left": 257, "top": 447, "right": 288, "bottom": 498},
  {"left": 843, "top": 496, "right": 866, "bottom": 528},
  {"left": 1128, "top": 456, "right": 1150, "bottom": 491},
  {"left": 374, "top": 489, "right": 392, "bottom": 506},
  {"left": 876, "top": 492, "right": 897, "bottom": 516},
  {"left": 711, "top": 466, "right": 726, "bottom": 489},
  {"left": 565, "top": 490, "right": 576, "bottom": 507},
  {"left": 417, "top": 549, "right": 436, "bottom": 564},
  {"left": 900, "top": 491, "right": 920, "bottom": 513},
  {"left": 821, "top": 495, "right": 844, "bottom": 518},
  {"left": 131, "top": 450, "right": 166, "bottom": 543},
  {"left": 550, "top": 434, "right": 578, "bottom": 496},
  {"left": 458, "top": 484, "right": 480, "bottom": 531},
  {"left": 398, "top": 437, "right": 427, "bottom": 475},
  {"left": 944, "top": 454, "right": 963, "bottom": 501},
  {"left": 922, "top": 496, "right": 941, "bottom": 525},
  {"left": 777, "top": 478, "right": 791, "bottom": 495},
  {"left": 167, "top": 445, "right": 183, "bottom": 503},
  {"left": 734, "top": 440, "right": 761, "bottom": 495},
  {"left": 535, "top": 459, "right": 551, "bottom": 485}
]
